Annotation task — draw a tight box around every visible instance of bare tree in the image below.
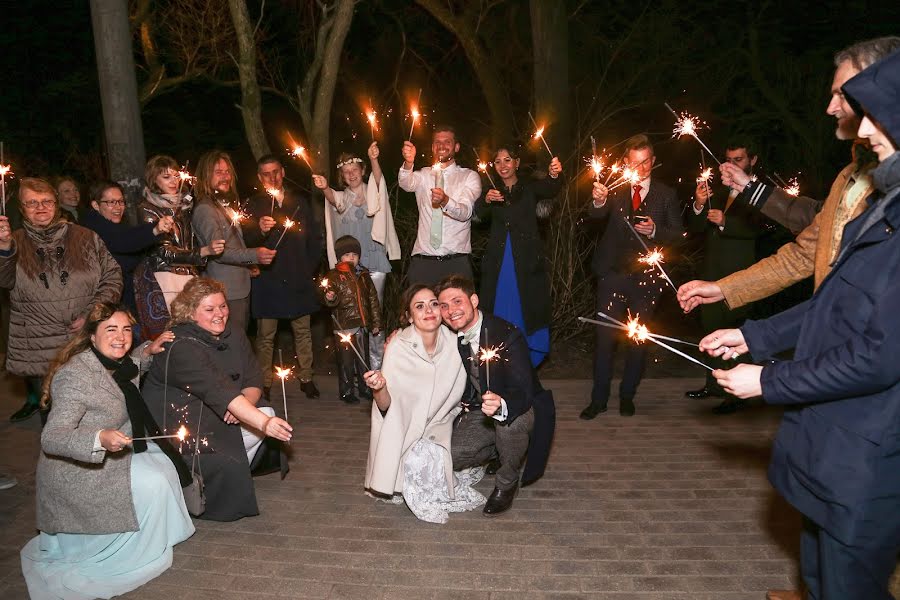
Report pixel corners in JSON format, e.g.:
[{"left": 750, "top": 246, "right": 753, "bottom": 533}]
[{"left": 228, "top": 0, "right": 270, "bottom": 158}]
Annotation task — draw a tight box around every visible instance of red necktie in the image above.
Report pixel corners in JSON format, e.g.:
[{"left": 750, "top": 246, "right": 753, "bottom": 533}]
[{"left": 632, "top": 185, "right": 642, "bottom": 211}]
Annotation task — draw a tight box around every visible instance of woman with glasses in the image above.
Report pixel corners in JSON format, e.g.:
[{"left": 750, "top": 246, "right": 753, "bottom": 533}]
[
  {"left": 82, "top": 181, "right": 175, "bottom": 338},
  {"left": 362, "top": 284, "right": 484, "bottom": 523},
  {"left": 134, "top": 155, "right": 225, "bottom": 341},
  {"left": 0, "top": 177, "right": 123, "bottom": 424}
]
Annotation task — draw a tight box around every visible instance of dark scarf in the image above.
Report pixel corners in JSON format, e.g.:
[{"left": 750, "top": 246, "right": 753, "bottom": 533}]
[{"left": 90, "top": 346, "right": 193, "bottom": 487}]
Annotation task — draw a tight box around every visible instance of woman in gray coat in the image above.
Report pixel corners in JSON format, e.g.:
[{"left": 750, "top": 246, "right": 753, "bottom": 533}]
[{"left": 20, "top": 302, "right": 194, "bottom": 599}]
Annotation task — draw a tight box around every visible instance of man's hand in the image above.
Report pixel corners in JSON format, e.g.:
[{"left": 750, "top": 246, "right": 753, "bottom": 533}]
[
  {"left": 713, "top": 364, "right": 763, "bottom": 399},
  {"left": 153, "top": 215, "right": 175, "bottom": 235},
  {"left": 591, "top": 182, "right": 609, "bottom": 206},
  {"left": 0, "top": 216, "right": 12, "bottom": 250},
  {"left": 481, "top": 391, "right": 503, "bottom": 417},
  {"left": 707, "top": 208, "right": 725, "bottom": 226},
  {"left": 431, "top": 188, "right": 448, "bottom": 209},
  {"left": 70, "top": 316, "right": 86, "bottom": 334},
  {"left": 100, "top": 429, "right": 131, "bottom": 452},
  {"left": 259, "top": 216, "right": 276, "bottom": 234},
  {"left": 312, "top": 174, "right": 328, "bottom": 190},
  {"left": 677, "top": 280, "right": 725, "bottom": 313},
  {"left": 401, "top": 141, "right": 416, "bottom": 167},
  {"left": 249, "top": 266, "right": 261, "bottom": 278},
  {"left": 548, "top": 156, "right": 562, "bottom": 178},
  {"left": 699, "top": 328, "right": 748, "bottom": 360},
  {"left": 634, "top": 215, "right": 655, "bottom": 236},
  {"left": 694, "top": 183, "right": 712, "bottom": 207},
  {"left": 485, "top": 189, "right": 505, "bottom": 203},
  {"left": 256, "top": 247, "right": 277, "bottom": 265},
  {"left": 720, "top": 162, "right": 751, "bottom": 192}
]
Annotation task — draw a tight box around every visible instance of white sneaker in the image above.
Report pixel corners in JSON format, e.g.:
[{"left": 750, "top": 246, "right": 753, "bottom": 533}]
[{"left": 0, "top": 474, "right": 17, "bottom": 490}]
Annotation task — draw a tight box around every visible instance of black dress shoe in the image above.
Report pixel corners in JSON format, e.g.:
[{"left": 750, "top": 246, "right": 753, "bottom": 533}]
[
  {"left": 619, "top": 397, "right": 635, "bottom": 416},
  {"left": 300, "top": 380, "right": 320, "bottom": 399},
  {"left": 579, "top": 403, "right": 608, "bottom": 420},
  {"left": 711, "top": 398, "right": 749, "bottom": 415},
  {"left": 685, "top": 386, "right": 717, "bottom": 399},
  {"left": 483, "top": 484, "right": 518, "bottom": 516},
  {"left": 9, "top": 402, "right": 39, "bottom": 423},
  {"left": 485, "top": 457, "right": 501, "bottom": 475}
]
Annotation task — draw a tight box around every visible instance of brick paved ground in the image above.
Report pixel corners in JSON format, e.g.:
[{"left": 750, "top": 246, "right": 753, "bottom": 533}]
[{"left": 1, "top": 371, "right": 898, "bottom": 599}]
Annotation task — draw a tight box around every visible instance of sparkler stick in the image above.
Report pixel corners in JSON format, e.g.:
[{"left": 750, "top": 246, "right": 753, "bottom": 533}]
[
  {"left": 273, "top": 205, "right": 301, "bottom": 249},
  {"left": 590, "top": 136, "right": 601, "bottom": 182},
  {"left": 338, "top": 331, "right": 370, "bottom": 371},
  {"left": 176, "top": 161, "right": 193, "bottom": 195},
  {"left": 276, "top": 348, "right": 290, "bottom": 421},
  {"left": 607, "top": 163, "right": 664, "bottom": 192},
  {"left": 591, "top": 313, "right": 713, "bottom": 370},
  {"left": 367, "top": 99, "right": 377, "bottom": 142},
  {"left": 622, "top": 218, "right": 677, "bottom": 292},
  {"left": 132, "top": 425, "right": 189, "bottom": 442},
  {"left": 408, "top": 88, "right": 422, "bottom": 141},
  {"left": 527, "top": 111, "right": 554, "bottom": 157},
  {"left": 645, "top": 335, "right": 714, "bottom": 371},
  {"left": 0, "top": 141, "right": 9, "bottom": 216},
  {"left": 603, "top": 162, "right": 621, "bottom": 186},
  {"left": 578, "top": 317, "right": 697, "bottom": 347},
  {"left": 289, "top": 145, "right": 314, "bottom": 170},
  {"left": 472, "top": 148, "right": 498, "bottom": 189},
  {"left": 666, "top": 103, "right": 721, "bottom": 166}
]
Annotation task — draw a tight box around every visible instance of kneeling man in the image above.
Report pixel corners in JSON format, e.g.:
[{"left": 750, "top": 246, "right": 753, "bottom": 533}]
[{"left": 435, "top": 275, "right": 555, "bottom": 516}]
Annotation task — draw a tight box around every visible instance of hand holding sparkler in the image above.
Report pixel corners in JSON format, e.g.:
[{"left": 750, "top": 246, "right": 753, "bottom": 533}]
[
  {"left": 131, "top": 425, "right": 189, "bottom": 443},
  {"left": 259, "top": 215, "right": 277, "bottom": 235},
  {"left": 0, "top": 216, "right": 12, "bottom": 250},
  {"left": 698, "top": 328, "right": 748, "bottom": 361},
  {"left": 719, "top": 162, "right": 751, "bottom": 193},
  {"left": 676, "top": 279, "right": 726, "bottom": 314},
  {"left": 591, "top": 181, "right": 610, "bottom": 207},
  {"left": 255, "top": 246, "right": 277, "bottom": 264},
  {"left": 401, "top": 141, "right": 417, "bottom": 168},
  {"left": 695, "top": 167, "right": 714, "bottom": 207},
  {"left": 480, "top": 391, "right": 504, "bottom": 418},
  {"left": 99, "top": 429, "right": 133, "bottom": 452},
  {"left": 712, "top": 363, "right": 763, "bottom": 399}
]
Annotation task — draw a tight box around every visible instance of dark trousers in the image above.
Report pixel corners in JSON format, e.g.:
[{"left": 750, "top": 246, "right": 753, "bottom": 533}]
[
  {"left": 407, "top": 254, "right": 472, "bottom": 287},
  {"left": 335, "top": 329, "right": 370, "bottom": 399},
  {"left": 227, "top": 296, "right": 250, "bottom": 336},
  {"left": 800, "top": 515, "right": 900, "bottom": 600},
  {"left": 590, "top": 272, "right": 661, "bottom": 406},
  {"left": 451, "top": 408, "right": 534, "bottom": 490}
]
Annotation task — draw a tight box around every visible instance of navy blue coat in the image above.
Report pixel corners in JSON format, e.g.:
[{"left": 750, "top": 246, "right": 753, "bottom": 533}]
[
  {"left": 244, "top": 188, "right": 323, "bottom": 319},
  {"left": 741, "top": 178, "right": 900, "bottom": 545}
]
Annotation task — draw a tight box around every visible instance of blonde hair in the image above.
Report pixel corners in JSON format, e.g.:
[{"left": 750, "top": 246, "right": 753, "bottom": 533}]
[
  {"left": 334, "top": 152, "right": 367, "bottom": 190},
  {"left": 41, "top": 303, "right": 135, "bottom": 408},
  {"left": 168, "top": 277, "right": 227, "bottom": 327},
  {"left": 18, "top": 177, "right": 58, "bottom": 202},
  {"left": 194, "top": 150, "right": 238, "bottom": 202}
]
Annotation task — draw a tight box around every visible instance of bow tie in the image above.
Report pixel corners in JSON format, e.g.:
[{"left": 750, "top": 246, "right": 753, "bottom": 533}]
[{"left": 458, "top": 330, "right": 478, "bottom": 346}]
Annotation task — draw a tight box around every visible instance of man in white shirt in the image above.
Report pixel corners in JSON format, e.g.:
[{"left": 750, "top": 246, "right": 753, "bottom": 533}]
[{"left": 399, "top": 126, "right": 481, "bottom": 285}]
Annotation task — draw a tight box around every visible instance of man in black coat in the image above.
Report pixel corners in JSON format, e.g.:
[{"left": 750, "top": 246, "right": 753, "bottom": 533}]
[
  {"left": 243, "top": 154, "right": 323, "bottom": 399},
  {"left": 581, "top": 134, "right": 684, "bottom": 419},
  {"left": 436, "top": 275, "right": 555, "bottom": 516}
]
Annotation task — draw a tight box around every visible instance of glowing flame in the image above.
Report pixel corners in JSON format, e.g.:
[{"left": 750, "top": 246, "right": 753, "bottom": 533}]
[
  {"left": 784, "top": 177, "right": 800, "bottom": 197},
  {"left": 266, "top": 187, "right": 280, "bottom": 198},
  {"left": 411, "top": 108, "right": 420, "bottom": 120},
  {"left": 696, "top": 167, "right": 713, "bottom": 184},
  {"left": 320, "top": 278, "right": 330, "bottom": 289},
  {"left": 367, "top": 110, "right": 377, "bottom": 127},
  {"left": 177, "top": 168, "right": 193, "bottom": 182},
  {"left": 275, "top": 366, "right": 292, "bottom": 381},
  {"left": 290, "top": 145, "right": 306, "bottom": 159},
  {"left": 533, "top": 126, "right": 545, "bottom": 140},
  {"left": 176, "top": 425, "right": 188, "bottom": 442},
  {"left": 621, "top": 167, "right": 641, "bottom": 186},
  {"left": 338, "top": 332, "right": 353, "bottom": 345},
  {"left": 477, "top": 161, "right": 489, "bottom": 173},
  {"left": 672, "top": 112, "right": 703, "bottom": 138},
  {"left": 0, "top": 164, "right": 11, "bottom": 177},
  {"left": 638, "top": 248, "right": 665, "bottom": 267},
  {"left": 590, "top": 157, "right": 603, "bottom": 178},
  {"left": 228, "top": 208, "right": 246, "bottom": 227},
  {"left": 625, "top": 314, "right": 650, "bottom": 343},
  {"left": 283, "top": 218, "right": 295, "bottom": 230}
]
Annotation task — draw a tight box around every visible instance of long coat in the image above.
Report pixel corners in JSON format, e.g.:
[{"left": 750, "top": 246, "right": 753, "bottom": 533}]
[
  {"left": 365, "top": 325, "right": 466, "bottom": 497},
  {"left": 191, "top": 198, "right": 258, "bottom": 301},
  {"left": 476, "top": 175, "right": 562, "bottom": 334},
  {"left": 37, "top": 347, "right": 153, "bottom": 534},
  {"left": 243, "top": 188, "right": 322, "bottom": 319},
  {"left": 0, "top": 222, "right": 123, "bottom": 376},
  {"left": 142, "top": 321, "right": 266, "bottom": 521},
  {"left": 741, "top": 159, "right": 900, "bottom": 546}
]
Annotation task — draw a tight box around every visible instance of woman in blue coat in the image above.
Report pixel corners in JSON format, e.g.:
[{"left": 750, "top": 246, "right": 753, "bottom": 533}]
[{"left": 699, "top": 50, "right": 900, "bottom": 600}]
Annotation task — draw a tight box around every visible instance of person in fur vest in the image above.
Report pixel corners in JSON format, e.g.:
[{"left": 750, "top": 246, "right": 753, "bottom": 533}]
[{"left": 321, "top": 235, "right": 382, "bottom": 404}]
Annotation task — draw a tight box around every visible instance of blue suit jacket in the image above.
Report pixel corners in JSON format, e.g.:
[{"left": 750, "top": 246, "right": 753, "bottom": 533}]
[{"left": 741, "top": 190, "right": 900, "bottom": 544}]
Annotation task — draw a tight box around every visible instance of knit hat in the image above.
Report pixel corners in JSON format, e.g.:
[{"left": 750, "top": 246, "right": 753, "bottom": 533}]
[{"left": 334, "top": 235, "right": 361, "bottom": 259}]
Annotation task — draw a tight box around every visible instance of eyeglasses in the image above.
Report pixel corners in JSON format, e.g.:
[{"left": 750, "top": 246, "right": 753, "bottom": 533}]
[
  {"left": 626, "top": 157, "right": 653, "bottom": 169},
  {"left": 22, "top": 199, "right": 56, "bottom": 209},
  {"left": 100, "top": 200, "right": 126, "bottom": 207}
]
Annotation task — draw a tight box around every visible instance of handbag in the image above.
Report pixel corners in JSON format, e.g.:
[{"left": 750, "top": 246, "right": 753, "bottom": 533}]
[{"left": 164, "top": 338, "right": 206, "bottom": 516}]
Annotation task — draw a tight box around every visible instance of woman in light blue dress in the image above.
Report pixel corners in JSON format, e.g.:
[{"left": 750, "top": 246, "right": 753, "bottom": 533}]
[{"left": 21, "top": 302, "right": 194, "bottom": 599}]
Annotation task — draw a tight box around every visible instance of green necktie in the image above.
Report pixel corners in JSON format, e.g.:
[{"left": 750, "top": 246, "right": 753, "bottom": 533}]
[{"left": 430, "top": 167, "right": 444, "bottom": 249}]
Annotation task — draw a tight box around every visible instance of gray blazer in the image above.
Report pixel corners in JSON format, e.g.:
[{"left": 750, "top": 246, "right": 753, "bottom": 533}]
[
  {"left": 36, "top": 346, "right": 152, "bottom": 534},
  {"left": 191, "top": 198, "right": 259, "bottom": 300}
]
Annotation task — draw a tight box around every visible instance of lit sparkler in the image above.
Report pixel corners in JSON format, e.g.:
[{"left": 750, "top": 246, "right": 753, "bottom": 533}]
[
  {"left": 603, "top": 162, "right": 621, "bottom": 186},
  {"left": 132, "top": 425, "right": 189, "bottom": 442},
  {"left": 367, "top": 106, "right": 377, "bottom": 142},
  {"left": 338, "top": 331, "right": 370, "bottom": 371},
  {"left": 273, "top": 218, "right": 296, "bottom": 249},
  {"left": 227, "top": 208, "right": 247, "bottom": 229},
  {"left": 408, "top": 88, "right": 422, "bottom": 141},
  {"left": 289, "top": 144, "right": 313, "bottom": 170},
  {"left": 475, "top": 328, "right": 506, "bottom": 392},
  {"left": 472, "top": 147, "right": 498, "bottom": 189},
  {"left": 782, "top": 175, "right": 800, "bottom": 197},
  {"left": 527, "top": 111, "right": 554, "bottom": 157},
  {"left": 577, "top": 316, "right": 698, "bottom": 347},
  {"left": 624, "top": 218, "right": 677, "bottom": 292},
  {"left": 176, "top": 163, "right": 194, "bottom": 195},
  {"left": 591, "top": 311, "right": 714, "bottom": 371},
  {"left": 665, "top": 103, "right": 722, "bottom": 166},
  {"left": 432, "top": 162, "right": 443, "bottom": 189},
  {"left": 0, "top": 142, "right": 11, "bottom": 216},
  {"left": 275, "top": 350, "right": 291, "bottom": 421},
  {"left": 320, "top": 277, "right": 330, "bottom": 290}
]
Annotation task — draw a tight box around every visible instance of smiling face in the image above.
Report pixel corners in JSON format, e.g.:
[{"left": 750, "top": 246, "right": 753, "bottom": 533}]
[
  {"left": 91, "top": 311, "right": 134, "bottom": 361},
  {"left": 155, "top": 168, "right": 180, "bottom": 195},
  {"left": 340, "top": 163, "right": 365, "bottom": 189},
  {"left": 408, "top": 288, "right": 441, "bottom": 333},
  {"left": 191, "top": 292, "right": 229, "bottom": 336},
  {"left": 827, "top": 60, "right": 862, "bottom": 141},
  {"left": 91, "top": 186, "right": 126, "bottom": 223},
  {"left": 858, "top": 115, "right": 897, "bottom": 162},
  {"left": 211, "top": 159, "right": 233, "bottom": 194},
  {"left": 432, "top": 130, "right": 459, "bottom": 164},
  {"left": 57, "top": 180, "right": 80, "bottom": 208},
  {"left": 438, "top": 287, "right": 479, "bottom": 333},
  {"left": 493, "top": 149, "right": 520, "bottom": 182}
]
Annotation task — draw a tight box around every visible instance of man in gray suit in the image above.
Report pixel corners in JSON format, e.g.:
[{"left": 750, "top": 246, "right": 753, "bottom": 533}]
[{"left": 192, "top": 150, "right": 277, "bottom": 334}]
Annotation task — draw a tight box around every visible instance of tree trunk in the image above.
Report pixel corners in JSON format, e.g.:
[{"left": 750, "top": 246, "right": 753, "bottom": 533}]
[
  {"left": 228, "top": 0, "right": 271, "bottom": 160},
  {"left": 89, "top": 0, "right": 147, "bottom": 224},
  {"left": 530, "top": 0, "right": 569, "bottom": 162}
]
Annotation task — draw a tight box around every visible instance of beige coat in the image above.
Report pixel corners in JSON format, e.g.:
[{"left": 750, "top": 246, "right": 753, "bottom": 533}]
[
  {"left": 719, "top": 162, "right": 874, "bottom": 308},
  {"left": 365, "top": 324, "right": 466, "bottom": 497}
]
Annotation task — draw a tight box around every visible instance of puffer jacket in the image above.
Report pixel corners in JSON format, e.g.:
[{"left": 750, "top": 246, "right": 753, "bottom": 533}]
[
  {"left": 321, "top": 262, "right": 382, "bottom": 331},
  {"left": 0, "top": 221, "right": 123, "bottom": 377},
  {"left": 137, "top": 200, "right": 206, "bottom": 276}
]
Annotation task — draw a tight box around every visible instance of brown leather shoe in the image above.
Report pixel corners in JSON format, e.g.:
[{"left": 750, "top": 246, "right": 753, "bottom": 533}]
[{"left": 766, "top": 590, "right": 803, "bottom": 600}]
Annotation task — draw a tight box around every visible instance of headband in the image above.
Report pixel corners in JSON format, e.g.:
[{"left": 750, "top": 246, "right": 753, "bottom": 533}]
[{"left": 336, "top": 157, "right": 364, "bottom": 169}]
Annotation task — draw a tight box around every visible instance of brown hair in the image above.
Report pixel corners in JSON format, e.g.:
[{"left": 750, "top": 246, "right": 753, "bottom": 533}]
[
  {"left": 41, "top": 303, "right": 135, "bottom": 408},
  {"left": 194, "top": 150, "right": 238, "bottom": 202},
  {"left": 623, "top": 134, "right": 653, "bottom": 157},
  {"left": 398, "top": 284, "right": 434, "bottom": 326},
  {"left": 168, "top": 277, "right": 227, "bottom": 327},
  {"left": 144, "top": 155, "right": 180, "bottom": 194},
  {"left": 334, "top": 152, "right": 367, "bottom": 190},
  {"left": 18, "top": 177, "right": 58, "bottom": 202},
  {"left": 89, "top": 180, "right": 124, "bottom": 204},
  {"left": 434, "top": 274, "right": 476, "bottom": 298},
  {"left": 433, "top": 124, "right": 457, "bottom": 139}
]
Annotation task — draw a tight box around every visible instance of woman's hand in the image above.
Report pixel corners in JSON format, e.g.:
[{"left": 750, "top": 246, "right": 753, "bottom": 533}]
[
  {"left": 485, "top": 189, "right": 505, "bottom": 203},
  {"left": 144, "top": 330, "right": 175, "bottom": 356},
  {"left": 699, "top": 328, "right": 748, "bottom": 360},
  {"left": 401, "top": 141, "right": 416, "bottom": 167},
  {"left": 100, "top": 429, "right": 131, "bottom": 452},
  {"left": 223, "top": 410, "right": 240, "bottom": 425},
  {"left": 312, "top": 174, "right": 329, "bottom": 190},
  {"left": 0, "top": 216, "right": 12, "bottom": 250},
  {"left": 368, "top": 142, "right": 380, "bottom": 161},
  {"left": 364, "top": 370, "right": 386, "bottom": 391},
  {"left": 153, "top": 215, "right": 175, "bottom": 235},
  {"left": 263, "top": 416, "right": 293, "bottom": 441},
  {"left": 548, "top": 156, "right": 562, "bottom": 178},
  {"left": 713, "top": 364, "right": 763, "bottom": 399},
  {"left": 201, "top": 239, "right": 226, "bottom": 257}
]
